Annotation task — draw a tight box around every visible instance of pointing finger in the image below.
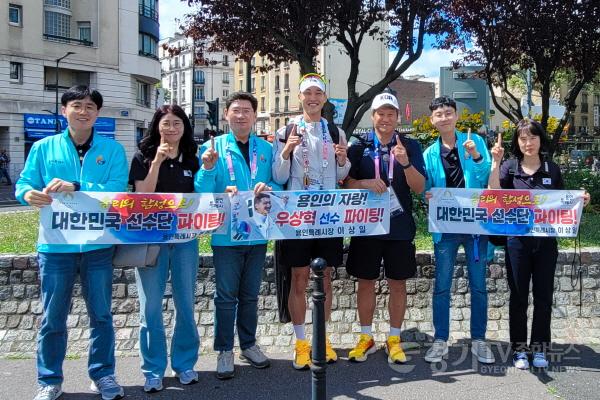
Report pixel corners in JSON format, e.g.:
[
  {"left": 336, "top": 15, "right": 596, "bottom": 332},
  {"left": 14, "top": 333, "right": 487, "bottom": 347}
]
[
  {"left": 497, "top": 133, "right": 503, "bottom": 146},
  {"left": 467, "top": 128, "right": 471, "bottom": 141},
  {"left": 211, "top": 136, "right": 215, "bottom": 149}
]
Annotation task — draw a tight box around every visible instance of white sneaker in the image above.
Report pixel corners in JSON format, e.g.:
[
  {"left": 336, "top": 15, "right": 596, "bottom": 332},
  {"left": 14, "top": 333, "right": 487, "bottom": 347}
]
[
  {"left": 33, "top": 385, "right": 62, "bottom": 400},
  {"left": 143, "top": 377, "right": 163, "bottom": 393},
  {"left": 240, "top": 345, "right": 270, "bottom": 368},
  {"left": 532, "top": 352, "right": 549, "bottom": 368},
  {"left": 216, "top": 350, "right": 235, "bottom": 380},
  {"left": 424, "top": 340, "right": 448, "bottom": 363},
  {"left": 174, "top": 369, "right": 199, "bottom": 385},
  {"left": 513, "top": 351, "right": 530, "bottom": 370},
  {"left": 471, "top": 339, "right": 495, "bottom": 364}
]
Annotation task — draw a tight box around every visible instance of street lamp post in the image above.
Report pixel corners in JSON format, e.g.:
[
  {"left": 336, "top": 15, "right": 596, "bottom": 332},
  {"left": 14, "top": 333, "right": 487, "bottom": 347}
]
[{"left": 55, "top": 51, "right": 75, "bottom": 134}]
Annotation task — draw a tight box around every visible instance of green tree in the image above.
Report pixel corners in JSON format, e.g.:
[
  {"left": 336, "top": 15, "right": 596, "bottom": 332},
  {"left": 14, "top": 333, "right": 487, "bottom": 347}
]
[{"left": 180, "top": 0, "right": 456, "bottom": 136}]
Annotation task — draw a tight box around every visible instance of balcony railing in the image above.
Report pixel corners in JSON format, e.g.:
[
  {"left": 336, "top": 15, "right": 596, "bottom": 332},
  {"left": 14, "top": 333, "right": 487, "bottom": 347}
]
[
  {"left": 139, "top": 4, "right": 158, "bottom": 21},
  {"left": 43, "top": 33, "right": 93, "bottom": 47},
  {"left": 138, "top": 50, "right": 158, "bottom": 60}
]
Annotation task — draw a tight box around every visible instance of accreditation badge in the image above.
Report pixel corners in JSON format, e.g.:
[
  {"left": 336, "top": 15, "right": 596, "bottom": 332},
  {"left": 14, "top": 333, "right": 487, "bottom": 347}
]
[{"left": 389, "top": 187, "right": 404, "bottom": 217}]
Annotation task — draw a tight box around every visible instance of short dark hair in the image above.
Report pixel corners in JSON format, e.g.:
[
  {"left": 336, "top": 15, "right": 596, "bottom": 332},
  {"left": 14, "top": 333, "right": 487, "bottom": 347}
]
[
  {"left": 61, "top": 85, "right": 103, "bottom": 109},
  {"left": 254, "top": 192, "right": 270, "bottom": 203},
  {"left": 429, "top": 96, "right": 456, "bottom": 112},
  {"left": 138, "top": 104, "right": 197, "bottom": 162},
  {"left": 225, "top": 91, "right": 258, "bottom": 112},
  {"left": 510, "top": 119, "right": 550, "bottom": 160}
]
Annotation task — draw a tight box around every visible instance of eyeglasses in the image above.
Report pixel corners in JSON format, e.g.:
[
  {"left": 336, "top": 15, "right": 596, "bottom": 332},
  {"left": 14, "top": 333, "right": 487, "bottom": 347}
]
[
  {"left": 518, "top": 135, "right": 539, "bottom": 143},
  {"left": 159, "top": 121, "right": 183, "bottom": 129}
]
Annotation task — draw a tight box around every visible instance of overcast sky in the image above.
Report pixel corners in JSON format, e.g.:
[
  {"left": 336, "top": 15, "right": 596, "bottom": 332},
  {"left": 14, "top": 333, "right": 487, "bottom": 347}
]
[{"left": 158, "top": 0, "right": 462, "bottom": 80}]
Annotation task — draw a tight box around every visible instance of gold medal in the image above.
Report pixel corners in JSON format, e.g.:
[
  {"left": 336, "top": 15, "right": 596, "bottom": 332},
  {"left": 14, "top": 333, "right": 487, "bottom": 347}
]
[{"left": 303, "top": 174, "right": 310, "bottom": 188}]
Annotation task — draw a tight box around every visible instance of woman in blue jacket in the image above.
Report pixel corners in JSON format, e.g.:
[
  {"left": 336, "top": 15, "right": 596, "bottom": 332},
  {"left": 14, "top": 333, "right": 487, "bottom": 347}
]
[{"left": 129, "top": 105, "right": 200, "bottom": 392}]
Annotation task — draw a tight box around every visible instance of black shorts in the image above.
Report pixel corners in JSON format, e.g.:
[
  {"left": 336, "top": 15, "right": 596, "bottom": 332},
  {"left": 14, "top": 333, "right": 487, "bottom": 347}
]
[
  {"left": 278, "top": 237, "right": 344, "bottom": 268},
  {"left": 346, "top": 237, "right": 416, "bottom": 281}
]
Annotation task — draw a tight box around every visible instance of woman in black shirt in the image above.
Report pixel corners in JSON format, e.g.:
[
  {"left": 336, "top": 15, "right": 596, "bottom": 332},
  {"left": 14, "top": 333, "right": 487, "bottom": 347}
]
[
  {"left": 128, "top": 105, "right": 200, "bottom": 392},
  {"left": 488, "top": 119, "right": 590, "bottom": 370}
]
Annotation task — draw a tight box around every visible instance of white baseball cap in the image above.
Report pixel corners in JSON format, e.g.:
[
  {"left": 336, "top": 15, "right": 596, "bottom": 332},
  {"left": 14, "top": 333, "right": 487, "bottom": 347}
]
[
  {"left": 299, "top": 74, "right": 326, "bottom": 93},
  {"left": 371, "top": 93, "right": 400, "bottom": 111}
]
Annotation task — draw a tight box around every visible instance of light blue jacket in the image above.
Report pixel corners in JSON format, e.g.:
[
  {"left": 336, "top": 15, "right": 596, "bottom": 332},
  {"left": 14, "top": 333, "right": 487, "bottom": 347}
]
[
  {"left": 15, "top": 128, "right": 128, "bottom": 253},
  {"left": 195, "top": 133, "right": 280, "bottom": 247},
  {"left": 423, "top": 130, "right": 491, "bottom": 243}
]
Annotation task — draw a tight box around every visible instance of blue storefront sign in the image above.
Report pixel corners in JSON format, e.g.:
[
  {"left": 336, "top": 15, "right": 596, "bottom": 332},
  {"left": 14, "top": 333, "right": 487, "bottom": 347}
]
[{"left": 24, "top": 114, "right": 116, "bottom": 140}]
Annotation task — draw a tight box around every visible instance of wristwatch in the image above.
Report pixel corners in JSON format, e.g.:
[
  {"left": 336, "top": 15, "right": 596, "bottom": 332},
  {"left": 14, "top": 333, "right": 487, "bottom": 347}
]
[
  {"left": 72, "top": 181, "right": 81, "bottom": 191},
  {"left": 472, "top": 154, "right": 483, "bottom": 163},
  {"left": 400, "top": 162, "right": 412, "bottom": 170}
]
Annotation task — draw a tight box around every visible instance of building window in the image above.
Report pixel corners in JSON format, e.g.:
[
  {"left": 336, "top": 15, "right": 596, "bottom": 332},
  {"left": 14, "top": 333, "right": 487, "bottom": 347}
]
[
  {"left": 194, "top": 70, "right": 204, "bottom": 83},
  {"left": 181, "top": 71, "right": 186, "bottom": 84},
  {"left": 261, "top": 97, "right": 265, "bottom": 112},
  {"left": 78, "top": 21, "right": 91, "bottom": 42},
  {"left": 594, "top": 94, "right": 600, "bottom": 105},
  {"left": 181, "top": 55, "right": 186, "bottom": 67},
  {"left": 222, "top": 72, "right": 229, "bottom": 84},
  {"left": 44, "top": 67, "right": 90, "bottom": 90},
  {"left": 44, "top": 0, "right": 71, "bottom": 8},
  {"left": 275, "top": 76, "right": 280, "bottom": 91},
  {"left": 284, "top": 74, "right": 289, "bottom": 90},
  {"left": 275, "top": 97, "right": 280, "bottom": 112},
  {"left": 284, "top": 96, "right": 289, "bottom": 112},
  {"left": 223, "top": 89, "right": 229, "bottom": 97},
  {"left": 182, "top": 88, "right": 186, "bottom": 102},
  {"left": 222, "top": 55, "right": 229, "bottom": 66},
  {"left": 139, "top": 33, "right": 158, "bottom": 59},
  {"left": 261, "top": 76, "right": 265, "bottom": 92},
  {"left": 9, "top": 4, "right": 22, "bottom": 26},
  {"left": 251, "top": 77, "right": 255, "bottom": 93},
  {"left": 194, "top": 87, "right": 204, "bottom": 100},
  {"left": 137, "top": 81, "right": 151, "bottom": 107},
  {"left": 138, "top": 0, "right": 158, "bottom": 21},
  {"left": 238, "top": 79, "right": 243, "bottom": 90},
  {"left": 9, "top": 62, "right": 22, "bottom": 83},
  {"left": 275, "top": 119, "right": 280, "bottom": 130},
  {"left": 44, "top": 10, "right": 71, "bottom": 39}
]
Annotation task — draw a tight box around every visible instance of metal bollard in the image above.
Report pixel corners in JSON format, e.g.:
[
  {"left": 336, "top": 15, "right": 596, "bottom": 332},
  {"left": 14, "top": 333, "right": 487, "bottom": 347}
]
[{"left": 310, "top": 257, "right": 327, "bottom": 400}]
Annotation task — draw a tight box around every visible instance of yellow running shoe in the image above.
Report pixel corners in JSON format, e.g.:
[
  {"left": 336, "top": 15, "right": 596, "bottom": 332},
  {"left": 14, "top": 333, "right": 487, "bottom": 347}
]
[
  {"left": 385, "top": 335, "right": 407, "bottom": 364},
  {"left": 326, "top": 338, "right": 338, "bottom": 363},
  {"left": 293, "top": 339, "right": 312, "bottom": 370},
  {"left": 348, "top": 334, "right": 377, "bottom": 362}
]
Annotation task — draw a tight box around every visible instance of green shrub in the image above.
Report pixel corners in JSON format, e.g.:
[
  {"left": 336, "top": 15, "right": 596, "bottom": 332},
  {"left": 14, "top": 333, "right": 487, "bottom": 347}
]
[{"left": 562, "top": 169, "right": 600, "bottom": 207}]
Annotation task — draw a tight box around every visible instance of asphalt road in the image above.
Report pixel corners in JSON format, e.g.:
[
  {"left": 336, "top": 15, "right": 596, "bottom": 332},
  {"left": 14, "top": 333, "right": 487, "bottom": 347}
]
[{"left": 1, "top": 342, "right": 598, "bottom": 400}]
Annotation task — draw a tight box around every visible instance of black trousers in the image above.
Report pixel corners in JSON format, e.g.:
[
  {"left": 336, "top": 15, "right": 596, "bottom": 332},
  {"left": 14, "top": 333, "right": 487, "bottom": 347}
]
[{"left": 505, "top": 237, "right": 558, "bottom": 352}]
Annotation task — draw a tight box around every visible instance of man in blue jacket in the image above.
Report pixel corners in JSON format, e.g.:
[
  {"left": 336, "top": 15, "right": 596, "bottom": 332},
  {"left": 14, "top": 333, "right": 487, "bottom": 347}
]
[
  {"left": 15, "top": 86, "right": 128, "bottom": 400},
  {"left": 196, "top": 91, "right": 279, "bottom": 380},
  {"left": 422, "top": 96, "right": 495, "bottom": 365}
]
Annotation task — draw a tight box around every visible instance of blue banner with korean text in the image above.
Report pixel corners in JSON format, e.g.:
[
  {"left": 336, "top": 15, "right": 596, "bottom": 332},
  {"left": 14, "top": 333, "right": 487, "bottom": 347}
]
[
  {"left": 428, "top": 188, "right": 584, "bottom": 237},
  {"left": 230, "top": 189, "right": 390, "bottom": 241}
]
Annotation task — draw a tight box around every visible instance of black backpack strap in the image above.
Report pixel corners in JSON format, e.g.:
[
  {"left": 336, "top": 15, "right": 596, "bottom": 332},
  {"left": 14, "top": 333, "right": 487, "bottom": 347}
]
[
  {"left": 279, "top": 124, "right": 297, "bottom": 143},
  {"left": 327, "top": 122, "right": 340, "bottom": 144}
]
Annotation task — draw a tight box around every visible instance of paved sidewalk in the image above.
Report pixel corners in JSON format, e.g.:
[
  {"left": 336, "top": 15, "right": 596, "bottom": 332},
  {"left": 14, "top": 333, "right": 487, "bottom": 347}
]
[{"left": 1, "top": 343, "right": 598, "bottom": 400}]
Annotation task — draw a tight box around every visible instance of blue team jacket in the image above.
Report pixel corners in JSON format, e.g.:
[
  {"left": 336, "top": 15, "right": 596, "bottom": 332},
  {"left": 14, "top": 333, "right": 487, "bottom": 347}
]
[
  {"left": 15, "top": 128, "right": 128, "bottom": 253},
  {"left": 423, "top": 130, "right": 491, "bottom": 243},
  {"left": 195, "top": 133, "right": 280, "bottom": 247}
]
